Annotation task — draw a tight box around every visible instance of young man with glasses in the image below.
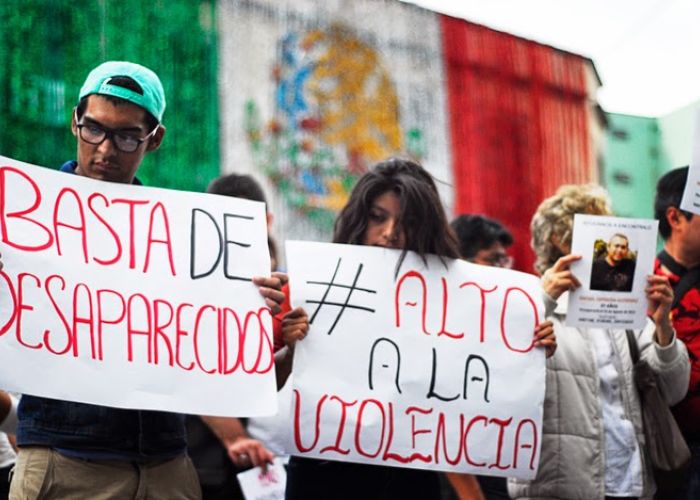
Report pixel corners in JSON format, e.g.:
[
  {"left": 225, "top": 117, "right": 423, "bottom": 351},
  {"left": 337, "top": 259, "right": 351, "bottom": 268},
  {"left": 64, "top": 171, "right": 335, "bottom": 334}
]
[
  {"left": 65, "top": 62, "right": 165, "bottom": 185},
  {"left": 7, "top": 61, "right": 205, "bottom": 500},
  {"left": 8, "top": 61, "right": 285, "bottom": 500}
]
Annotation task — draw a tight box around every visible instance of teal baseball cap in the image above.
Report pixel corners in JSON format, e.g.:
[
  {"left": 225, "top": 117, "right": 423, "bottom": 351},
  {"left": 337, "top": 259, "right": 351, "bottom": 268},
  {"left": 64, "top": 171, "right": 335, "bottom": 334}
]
[{"left": 79, "top": 61, "right": 166, "bottom": 122}]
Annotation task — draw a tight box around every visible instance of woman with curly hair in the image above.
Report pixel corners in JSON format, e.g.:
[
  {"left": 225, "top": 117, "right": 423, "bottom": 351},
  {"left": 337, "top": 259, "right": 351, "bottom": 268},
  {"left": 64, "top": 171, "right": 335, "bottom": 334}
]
[{"left": 508, "top": 184, "right": 690, "bottom": 500}]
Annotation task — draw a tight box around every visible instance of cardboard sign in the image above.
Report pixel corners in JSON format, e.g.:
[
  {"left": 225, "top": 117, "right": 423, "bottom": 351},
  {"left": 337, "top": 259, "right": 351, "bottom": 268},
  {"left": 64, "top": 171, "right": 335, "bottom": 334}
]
[
  {"left": 567, "top": 214, "right": 658, "bottom": 329},
  {"left": 680, "top": 108, "right": 700, "bottom": 215},
  {"left": 285, "top": 241, "right": 546, "bottom": 479},
  {"left": 0, "top": 156, "right": 277, "bottom": 417}
]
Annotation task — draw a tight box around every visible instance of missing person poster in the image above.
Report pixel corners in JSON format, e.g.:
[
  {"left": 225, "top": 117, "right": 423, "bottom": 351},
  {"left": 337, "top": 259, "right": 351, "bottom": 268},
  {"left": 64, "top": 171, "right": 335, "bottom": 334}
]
[
  {"left": 680, "top": 108, "right": 700, "bottom": 215},
  {"left": 567, "top": 214, "right": 658, "bottom": 329}
]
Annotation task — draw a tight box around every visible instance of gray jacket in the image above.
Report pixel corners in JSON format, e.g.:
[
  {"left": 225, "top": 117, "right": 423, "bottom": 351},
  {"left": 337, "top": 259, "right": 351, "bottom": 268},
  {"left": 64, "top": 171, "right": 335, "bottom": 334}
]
[{"left": 508, "top": 294, "right": 690, "bottom": 500}]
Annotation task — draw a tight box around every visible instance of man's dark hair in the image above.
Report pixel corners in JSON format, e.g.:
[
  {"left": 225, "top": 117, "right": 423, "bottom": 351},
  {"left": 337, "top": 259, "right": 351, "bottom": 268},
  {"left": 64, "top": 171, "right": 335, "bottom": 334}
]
[
  {"left": 206, "top": 173, "right": 267, "bottom": 205},
  {"left": 654, "top": 166, "right": 692, "bottom": 240},
  {"left": 76, "top": 76, "right": 159, "bottom": 130},
  {"left": 333, "top": 157, "right": 460, "bottom": 269},
  {"left": 450, "top": 214, "right": 513, "bottom": 259}
]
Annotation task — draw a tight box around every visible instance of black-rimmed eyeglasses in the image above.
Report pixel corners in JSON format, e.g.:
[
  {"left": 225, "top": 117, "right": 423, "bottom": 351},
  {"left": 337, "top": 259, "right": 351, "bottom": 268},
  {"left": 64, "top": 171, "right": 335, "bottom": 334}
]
[{"left": 75, "top": 110, "right": 159, "bottom": 153}]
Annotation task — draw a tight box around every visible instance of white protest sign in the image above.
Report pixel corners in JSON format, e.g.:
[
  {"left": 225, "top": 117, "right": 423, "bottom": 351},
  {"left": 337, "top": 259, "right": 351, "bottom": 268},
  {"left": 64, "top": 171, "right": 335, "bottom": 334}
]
[
  {"left": 285, "top": 241, "right": 546, "bottom": 479},
  {"left": 0, "top": 155, "right": 277, "bottom": 416},
  {"left": 567, "top": 214, "right": 658, "bottom": 329},
  {"left": 237, "top": 458, "right": 287, "bottom": 500},
  {"left": 680, "top": 108, "right": 700, "bottom": 215}
]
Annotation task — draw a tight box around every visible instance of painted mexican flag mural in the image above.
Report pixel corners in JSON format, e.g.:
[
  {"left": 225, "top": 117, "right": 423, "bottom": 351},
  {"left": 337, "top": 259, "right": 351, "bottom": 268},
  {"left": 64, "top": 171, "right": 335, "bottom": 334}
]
[{"left": 219, "top": 0, "right": 453, "bottom": 241}]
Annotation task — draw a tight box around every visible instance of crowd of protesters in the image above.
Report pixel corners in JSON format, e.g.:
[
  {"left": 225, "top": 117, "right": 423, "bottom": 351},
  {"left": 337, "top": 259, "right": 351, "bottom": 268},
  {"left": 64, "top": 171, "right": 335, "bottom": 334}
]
[{"left": 0, "top": 61, "right": 698, "bottom": 500}]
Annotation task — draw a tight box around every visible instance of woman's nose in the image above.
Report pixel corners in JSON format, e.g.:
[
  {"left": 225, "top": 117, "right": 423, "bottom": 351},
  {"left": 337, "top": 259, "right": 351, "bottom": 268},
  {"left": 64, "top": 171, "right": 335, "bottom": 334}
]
[{"left": 381, "top": 219, "right": 398, "bottom": 242}]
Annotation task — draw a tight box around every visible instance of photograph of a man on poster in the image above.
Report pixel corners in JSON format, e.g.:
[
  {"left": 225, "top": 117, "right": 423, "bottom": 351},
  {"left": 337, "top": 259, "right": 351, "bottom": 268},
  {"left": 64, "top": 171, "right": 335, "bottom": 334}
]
[{"left": 589, "top": 233, "right": 637, "bottom": 292}]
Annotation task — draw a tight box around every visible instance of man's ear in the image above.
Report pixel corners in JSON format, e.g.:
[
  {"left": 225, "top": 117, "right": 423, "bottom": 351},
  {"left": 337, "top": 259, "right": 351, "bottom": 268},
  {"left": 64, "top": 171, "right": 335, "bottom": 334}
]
[
  {"left": 71, "top": 108, "right": 78, "bottom": 137},
  {"left": 266, "top": 212, "right": 274, "bottom": 230},
  {"left": 146, "top": 124, "right": 166, "bottom": 152},
  {"left": 666, "top": 206, "right": 684, "bottom": 230}
]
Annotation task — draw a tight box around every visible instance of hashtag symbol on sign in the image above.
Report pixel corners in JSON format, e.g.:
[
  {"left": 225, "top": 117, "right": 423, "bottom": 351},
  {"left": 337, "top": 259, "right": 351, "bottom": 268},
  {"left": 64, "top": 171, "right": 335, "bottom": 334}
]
[{"left": 306, "top": 258, "right": 377, "bottom": 335}]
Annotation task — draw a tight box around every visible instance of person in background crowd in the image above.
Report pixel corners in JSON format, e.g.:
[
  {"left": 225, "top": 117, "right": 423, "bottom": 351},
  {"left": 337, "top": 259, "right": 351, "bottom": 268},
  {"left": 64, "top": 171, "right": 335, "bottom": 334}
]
[
  {"left": 508, "top": 184, "right": 690, "bottom": 499},
  {"left": 450, "top": 214, "right": 514, "bottom": 268},
  {"left": 0, "top": 390, "right": 18, "bottom": 500},
  {"left": 207, "top": 174, "right": 295, "bottom": 473},
  {"left": 653, "top": 166, "right": 700, "bottom": 500},
  {"left": 187, "top": 173, "right": 278, "bottom": 500},
  {"left": 280, "top": 158, "right": 557, "bottom": 500},
  {"left": 444, "top": 214, "right": 516, "bottom": 499},
  {"left": 6, "top": 61, "right": 285, "bottom": 500}
]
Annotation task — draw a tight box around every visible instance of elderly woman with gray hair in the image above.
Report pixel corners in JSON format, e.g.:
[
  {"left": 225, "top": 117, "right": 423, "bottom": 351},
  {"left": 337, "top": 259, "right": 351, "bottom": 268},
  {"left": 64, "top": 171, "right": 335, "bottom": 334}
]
[{"left": 508, "top": 184, "right": 690, "bottom": 500}]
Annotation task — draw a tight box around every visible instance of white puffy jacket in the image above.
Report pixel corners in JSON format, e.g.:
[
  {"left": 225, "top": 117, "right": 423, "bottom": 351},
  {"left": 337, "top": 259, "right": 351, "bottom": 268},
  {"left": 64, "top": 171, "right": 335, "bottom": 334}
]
[{"left": 508, "top": 295, "right": 690, "bottom": 500}]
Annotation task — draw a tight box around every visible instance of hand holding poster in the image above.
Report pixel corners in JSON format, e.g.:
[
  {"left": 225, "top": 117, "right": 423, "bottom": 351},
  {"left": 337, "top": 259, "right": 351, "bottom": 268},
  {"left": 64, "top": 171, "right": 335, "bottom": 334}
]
[
  {"left": 680, "top": 108, "right": 700, "bottom": 215},
  {"left": 0, "top": 156, "right": 277, "bottom": 416},
  {"left": 285, "top": 241, "right": 546, "bottom": 479},
  {"left": 567, "top": 214, "right": 658, "bottom": 329}
]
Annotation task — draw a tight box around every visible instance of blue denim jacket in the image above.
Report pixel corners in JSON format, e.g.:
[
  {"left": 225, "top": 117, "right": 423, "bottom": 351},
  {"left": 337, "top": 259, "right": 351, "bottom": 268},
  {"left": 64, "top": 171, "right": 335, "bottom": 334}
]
[
  {"left": 17, "top": 396, "right": 186, "bottom": 459},
  {"left": 14, "top": 162, "right": 186, "bottom": 460}
]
